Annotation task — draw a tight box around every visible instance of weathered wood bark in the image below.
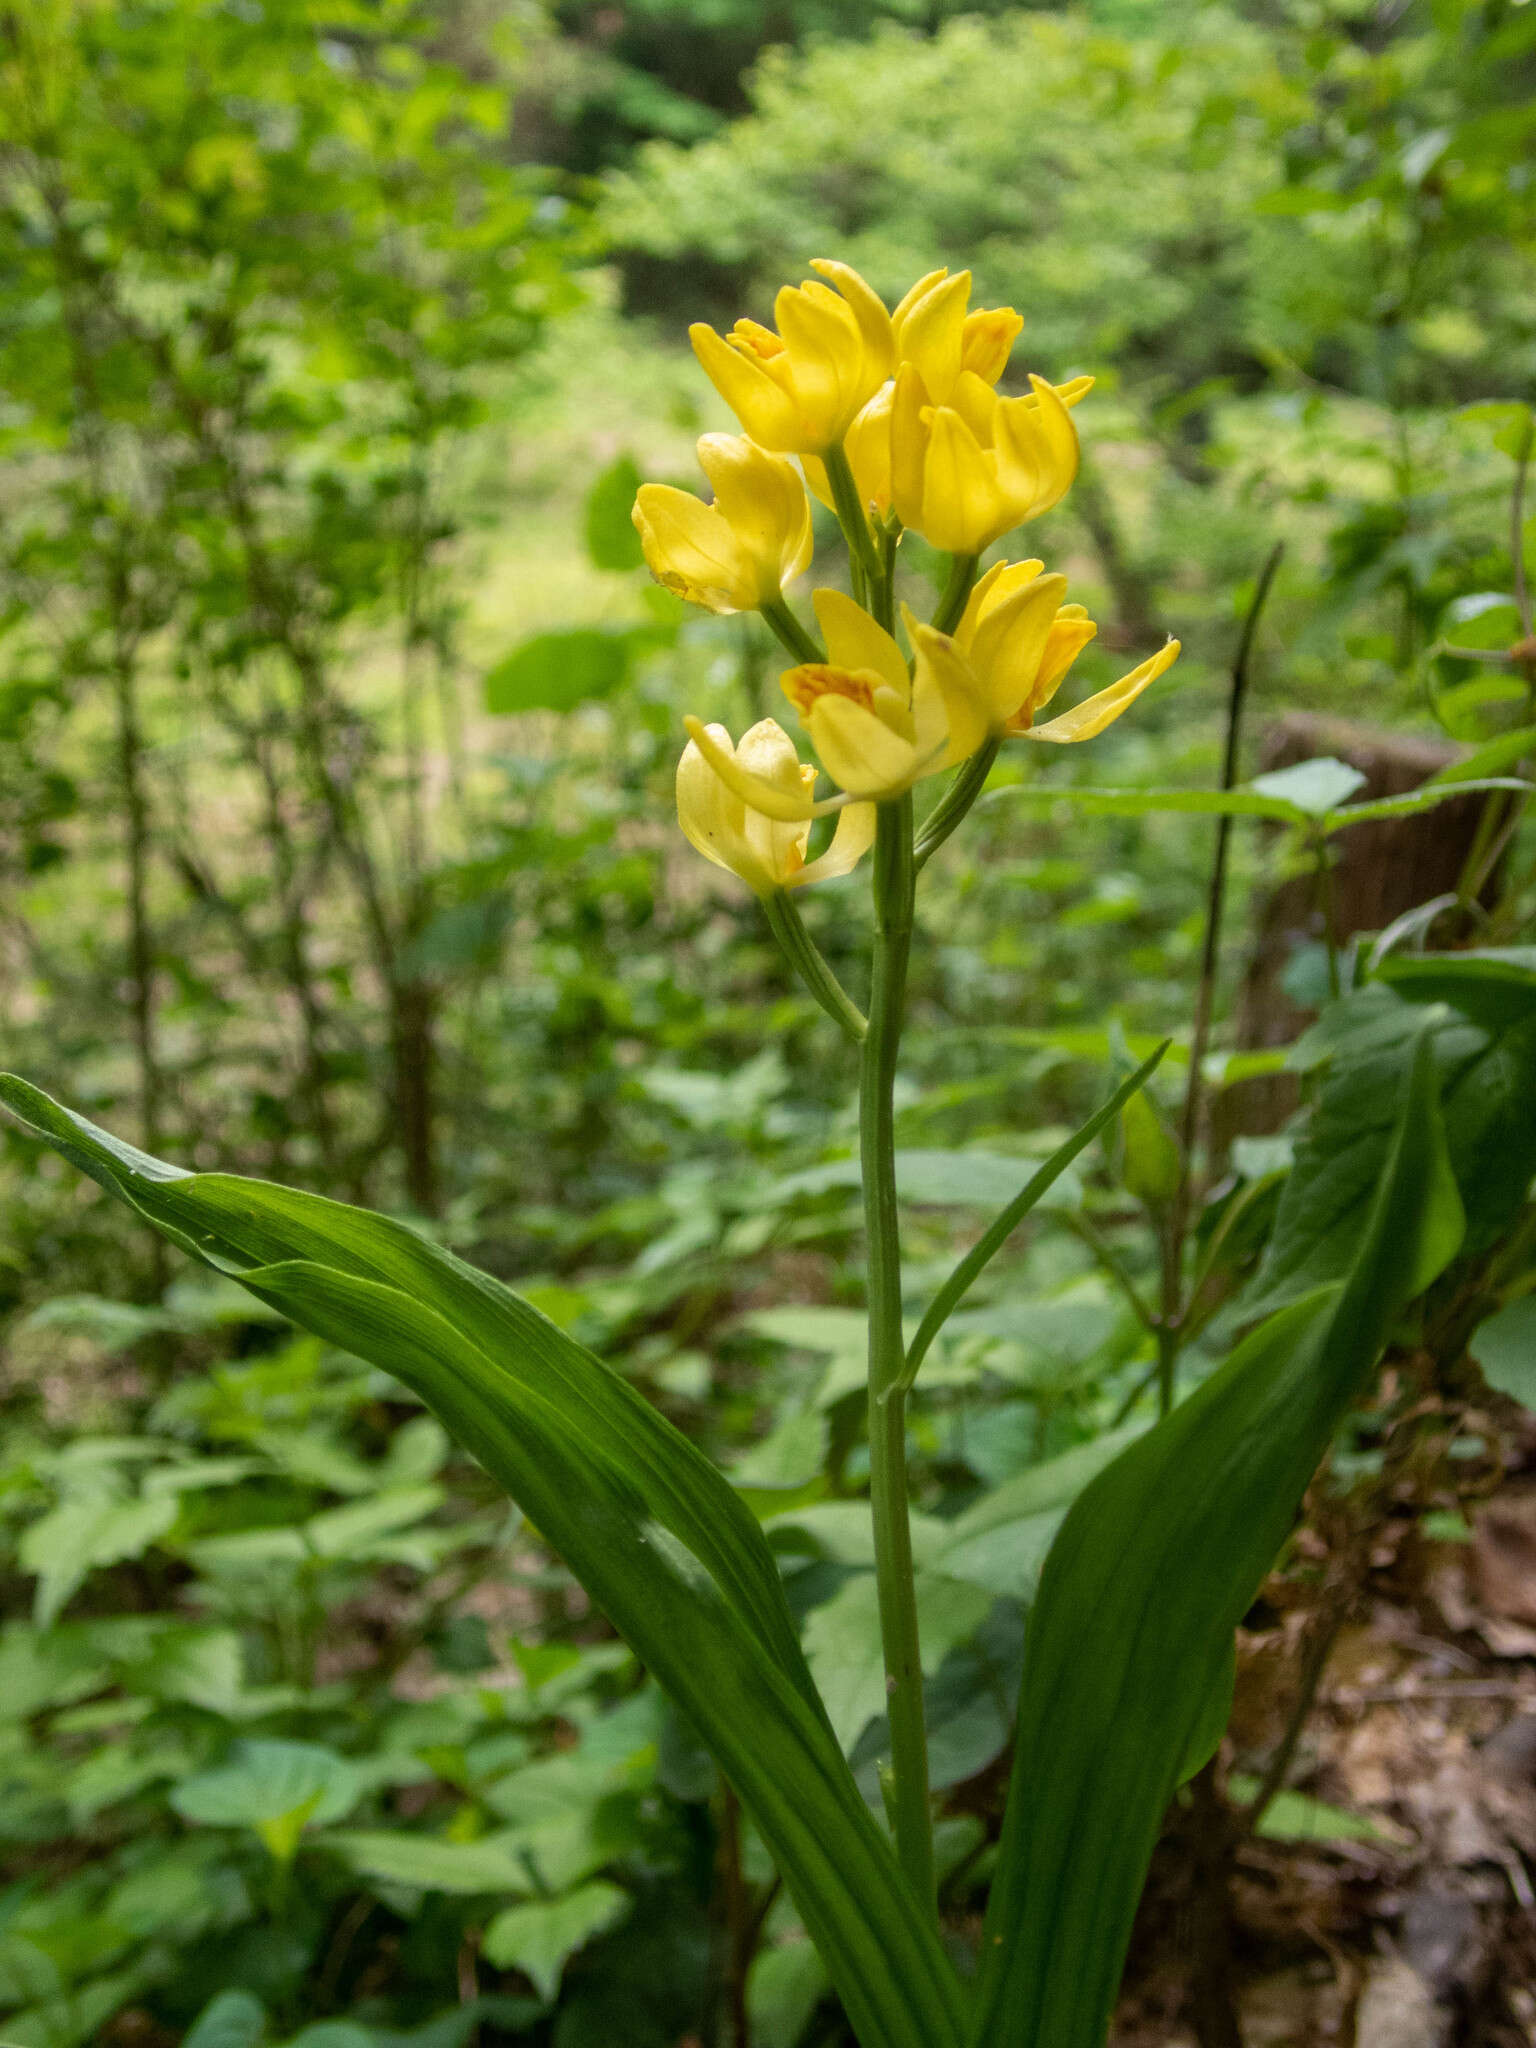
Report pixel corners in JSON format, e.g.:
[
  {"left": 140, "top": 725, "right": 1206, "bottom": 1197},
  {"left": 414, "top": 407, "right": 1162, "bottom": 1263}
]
[{"left": 1217, "top": 712, "right": 1497, "bottom": 1142}]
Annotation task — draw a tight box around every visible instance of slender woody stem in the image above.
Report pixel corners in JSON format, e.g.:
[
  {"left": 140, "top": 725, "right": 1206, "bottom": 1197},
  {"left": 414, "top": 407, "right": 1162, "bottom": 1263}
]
[
  {"left": 861, "top": 795, "right": 933, "bottom": 1912},
  {"left": 1161, "top": 541, "right": 1283, "bottom": 1413}
]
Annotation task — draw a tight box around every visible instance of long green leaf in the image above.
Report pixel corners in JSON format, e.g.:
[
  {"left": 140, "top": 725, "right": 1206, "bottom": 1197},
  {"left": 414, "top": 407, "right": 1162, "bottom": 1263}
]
[
  {"left": 966, "top": 1031, "right": 1463, "bottom": 2048},
  {"left": 0, "top": 1077, "right": 965, "bottom": 2048},
  {"left": 992, "top": 776, "right": 1524, "bottom": 836},
  {"left": 902, "top": 1044, "right": 1168, "bottom": 1386}
]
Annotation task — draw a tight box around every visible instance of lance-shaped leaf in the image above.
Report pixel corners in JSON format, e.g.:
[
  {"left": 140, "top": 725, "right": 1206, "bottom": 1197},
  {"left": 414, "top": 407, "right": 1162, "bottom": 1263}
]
[
  {"left": 0, "top": 1077, "right": 966, "bottom": 2048},
  {"left": 966, "top": 1031, "right": 1463, "bottom": 2048},
  {"left": 992, "top": 773, "right": 1525, "bottom": 836},
  {"left": 902, "top": 1045, "right": 1168, "bottom": 1387}
]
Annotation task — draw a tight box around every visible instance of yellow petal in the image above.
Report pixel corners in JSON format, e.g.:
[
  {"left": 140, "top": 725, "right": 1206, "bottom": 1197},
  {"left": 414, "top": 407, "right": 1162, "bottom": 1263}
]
[
  {"left": 809, "top": 258, "right": 895, "bottom": 380},
  {"left": 968, "top": 570, "right": 1070, "bottom": 725},
  {"left": 690, "top": 323, "right": 801, "bottom": 450},
  {"left": 897, "top": 270, "right": 970, "bottom": 406},
  {"left": 736, "top": 719, "right": 816, "bottom": 882},
  {"left": 889, "top": 363, "right": 930, "bottom": 534},
  {"left": 1029, "top": 615, "right": 1099, "bottom": 714},
  {"left": 841, "top": 382, "right": 895, "bottom": 517},
  {"left": 907, "top": 619, "right": 990, "bottom": 768},
  {"left": 892, "top": 268, "right": 949, "bottom": 329},
  {"left": 676, "top": 728, "right": 777, "bottom": 890},
  {"left": 993, "top": 374, "right": 1080, "bottom": 525},
  {"left": 800, "top": 451, "right": 834, "bottom": 513},
  {"left": 947, "top": 369, "right": 999, "bottom": 444},
  {"left": 1038, "top": 373, "right": 1095, "bottom": 411},
  {"left": 960, "top": 306, "right": 1024, "bottom": 386},
  {"left": 696, "top": 434, "right": 813, "bottom": 595},
  {"left": 806, "top": 695, "right": 921, "bottom": 799},
  {"left": 683, "top": 715, "right": 843, "bottom": 820},
  {"left": 791, "top": 800, "right": 878, "bottom": 888},
  {"left": 1020, "top": 640, "right": 1180, "bottom": 744},
  {"left": 634, "top": 485, "right": 751, "bottom": 612},
  {"left": 775, "top": 284, "right": 863, "bottom": 447},
  {"left": 956, "top": 557, "right": 1045, "bottom": 646},
  {"left": 812, "top": 588, "right": 909, "bottom": 697},
  {"left": 918, "top": 407, "right": 1007, "bottom": 555}
]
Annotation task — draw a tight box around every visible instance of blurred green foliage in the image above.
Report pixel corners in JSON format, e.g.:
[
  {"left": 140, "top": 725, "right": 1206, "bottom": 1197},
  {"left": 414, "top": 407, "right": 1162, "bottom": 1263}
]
[{"left": 1, "top": 0, "right": 1535, "bottom": 2040}]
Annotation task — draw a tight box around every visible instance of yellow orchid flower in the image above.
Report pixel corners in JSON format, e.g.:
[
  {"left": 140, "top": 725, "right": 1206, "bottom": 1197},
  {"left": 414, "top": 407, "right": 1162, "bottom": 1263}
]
[
  {"left": 689, "top": 259, "right": 895, "bottom": 456},
  {"left": 632, "top": 434, "right": 812, "bottom": 614},
  {"left": 891, "top": 268, "right": 1024, "bottom": 406},
  {"left": 777, "top": 590, "right": 989, "bottom": 803},
  {"left": 801, "top": 270, "right": 1049, "bottom": 521},
  {"left": 890, "top": 369, "right": 1087, "bottom": 556},
  {"left": 676, "top": 719, "right": 875, "bottom": 893},
  {"left": 951, "top": 558, "right": 1182, "bottom": 742}
]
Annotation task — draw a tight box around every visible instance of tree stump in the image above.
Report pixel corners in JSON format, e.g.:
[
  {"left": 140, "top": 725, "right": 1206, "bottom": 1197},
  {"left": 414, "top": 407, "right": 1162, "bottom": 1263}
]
[{"left": 1216, "top": 712, "right": 1496, "bottom": 1141}]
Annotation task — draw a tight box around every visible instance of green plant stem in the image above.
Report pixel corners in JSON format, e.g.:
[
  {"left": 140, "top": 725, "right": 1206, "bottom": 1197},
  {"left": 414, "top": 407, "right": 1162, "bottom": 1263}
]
[
  {"left": 761, "top": 890, "right": 868, "bottom": 1044},
  {"left": 861, "top": 794, "right": 933, "bottom": 1913},
  {"left": 931, "top": 554, "right": 979, "bottom": 635},
  {"left": 824, "top": 441, "right": 881, "bottom": 603},
  {"left": 914, "top": 737, "right": 1000, "bottom": 869},
  {"left": 874, "top": 524, "right": 899, "bottom": 635},
  {"left": 759, "top": 598, "right": 822, "bottom": 665},
  {"left": 1511, "top": 418, "right": 1533, "bottom": 643},
  {"left": 1315, "top": 835, "right": 1343, "bottom": 1000},
  {"left": 1063, "top": 1209, "right": 1159, "bottom": 1337},
  {"left": 1160, "top": 541, "right": 1284, "bottom": 1411}
]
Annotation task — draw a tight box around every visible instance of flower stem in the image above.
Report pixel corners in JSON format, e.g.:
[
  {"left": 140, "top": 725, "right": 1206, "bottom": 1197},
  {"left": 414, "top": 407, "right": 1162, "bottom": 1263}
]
[
  {"left": 914, "top": 737, "right": 1000, "bottom": 870},
  {"left": 931, "top": 553, "right": 979, "bottom": 636},
  {"left": 759, "top": 598, "right": 822, "bottom": 666},
  {"left": 761, "top": 890, "right": 868, "bottom": 1044},
  {"left": 872, "top": 522, "right": 898, "bottom": 635},
  {"left": 861, "top": 794, "right": 933, "bottom": 1913},
  {"left": 824, "top": 441, "right": 881, "bottom": 600}
]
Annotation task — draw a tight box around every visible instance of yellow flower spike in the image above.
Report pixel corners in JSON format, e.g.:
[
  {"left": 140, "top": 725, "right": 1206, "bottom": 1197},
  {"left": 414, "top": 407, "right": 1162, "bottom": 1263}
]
[
  {"left": 632, "top": 434, "right": 812, "bottom": 614},
  {"left": 1016, "top": 639, "right": 1182, "bottom": 744},
  {"left": 676, "top": 719, "right": 875, "bottom": 893},
  {"left": 689, "top": 261, "right": 895, "bottom": 455}
]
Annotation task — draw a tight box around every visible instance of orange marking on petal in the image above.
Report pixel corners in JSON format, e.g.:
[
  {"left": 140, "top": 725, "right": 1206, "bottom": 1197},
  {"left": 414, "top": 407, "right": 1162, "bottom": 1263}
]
[{"left": 782, "top": 664, "right": 877, "bottom": 718}]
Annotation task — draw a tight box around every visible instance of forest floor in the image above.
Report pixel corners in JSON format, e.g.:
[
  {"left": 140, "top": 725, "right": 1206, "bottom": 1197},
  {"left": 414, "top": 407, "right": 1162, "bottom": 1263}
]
[{"left": 1117, "top": 1408, "right": 1536, "bottom": 2048}]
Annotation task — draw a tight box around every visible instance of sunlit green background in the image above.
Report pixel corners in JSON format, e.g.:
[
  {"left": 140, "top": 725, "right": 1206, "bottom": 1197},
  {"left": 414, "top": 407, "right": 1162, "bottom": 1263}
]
[{"left": 0, "top": 2, "right": 1532, "bottom": 2043}]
